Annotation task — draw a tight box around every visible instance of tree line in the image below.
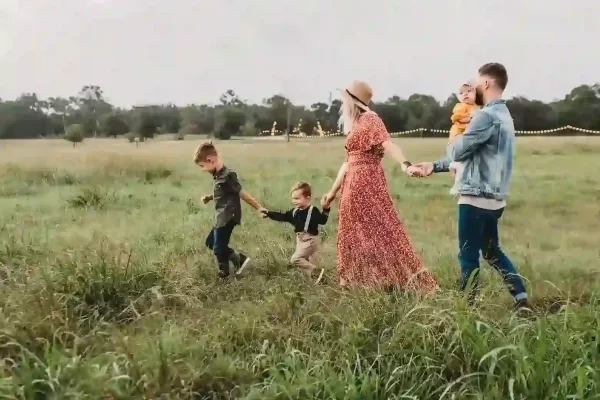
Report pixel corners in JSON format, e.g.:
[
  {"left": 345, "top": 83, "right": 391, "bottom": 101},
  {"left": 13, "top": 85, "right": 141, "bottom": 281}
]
[{"left": 1, "top": 83, "right": 599, "bottom": 141}]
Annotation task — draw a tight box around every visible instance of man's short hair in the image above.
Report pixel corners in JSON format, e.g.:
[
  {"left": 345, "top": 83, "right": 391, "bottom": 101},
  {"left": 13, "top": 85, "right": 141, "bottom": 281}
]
[
  {"left": 478, "top": 63, "right": 508, "bottom": 90},
  {"left": 194, "top": 142, "right": 218, "bottom": 164},
  {"left": 290, "top": 182, "right": 312, "bottom": 197}
]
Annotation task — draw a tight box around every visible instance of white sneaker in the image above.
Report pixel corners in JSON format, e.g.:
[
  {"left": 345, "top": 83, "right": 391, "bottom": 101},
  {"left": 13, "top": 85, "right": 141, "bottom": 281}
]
[
  {"left": 315, "top": 268, "right": 325, "bottom": 284},
  {"left": 235, "top": 253, "right": 251, "bottom": 275}
]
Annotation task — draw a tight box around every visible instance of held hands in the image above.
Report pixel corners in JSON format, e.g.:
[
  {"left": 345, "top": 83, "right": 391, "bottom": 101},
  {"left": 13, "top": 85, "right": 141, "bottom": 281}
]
[
  {"left": 405, "top": 165, "right": 427, "bottom": 178},
  {"left": 258, "top": 207, "right": 269, "bottom": 218},
  {"left": 412, "top": 162, "right": 434, "bottom": 177},
  {"left": 321, "top": 192, "right": 335, "bottom": 209}
]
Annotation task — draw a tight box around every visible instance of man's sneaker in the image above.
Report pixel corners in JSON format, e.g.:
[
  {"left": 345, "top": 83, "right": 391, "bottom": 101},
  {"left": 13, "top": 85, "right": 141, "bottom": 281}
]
[
  {"left": 315, "top": 268, "right": 325, "bottom": 284},
  {"left": 234, "top": 253, "right": 251, "bottom": 275},
  {"left": 514, "top": 299, "right": 535, "bottom": 318},
  {"left": 515, "top": 299, "right": 531, "bottom": 309}
]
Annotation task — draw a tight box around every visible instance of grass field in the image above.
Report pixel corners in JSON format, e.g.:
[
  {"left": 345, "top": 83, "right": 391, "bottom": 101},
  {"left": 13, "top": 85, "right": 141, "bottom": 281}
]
[{"left": 1, "top": 136, "right": 600, "bottom": 399}]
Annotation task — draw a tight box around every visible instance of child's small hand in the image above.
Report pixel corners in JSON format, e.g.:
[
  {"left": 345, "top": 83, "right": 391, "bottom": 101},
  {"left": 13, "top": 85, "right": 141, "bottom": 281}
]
[
  {"left": 201, "top": 195, "right": 212, "bottom": 204},
  {"left": 258, "top": 208, "right": 268, "bottom": 218},
  {"left": 321, "top": 194, "right": 332, "bottom": 208}
]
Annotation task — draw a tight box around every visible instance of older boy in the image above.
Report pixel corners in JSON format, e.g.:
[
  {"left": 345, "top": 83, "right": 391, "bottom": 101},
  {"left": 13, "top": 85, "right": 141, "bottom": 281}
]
[{"left": 194, "top": 142, "right": 265, "bottom": 279}]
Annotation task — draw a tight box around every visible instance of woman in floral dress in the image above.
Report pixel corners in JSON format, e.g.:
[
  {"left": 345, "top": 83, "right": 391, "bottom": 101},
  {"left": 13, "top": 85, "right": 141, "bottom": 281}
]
[{"left": 322, "top": 81, "right": 438, "bottom": 293}]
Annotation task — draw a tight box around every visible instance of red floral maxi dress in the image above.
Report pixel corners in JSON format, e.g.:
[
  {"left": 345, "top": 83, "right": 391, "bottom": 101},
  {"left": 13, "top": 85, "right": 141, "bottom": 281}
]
[{"left": 336, "top": 111, "right": 438, "bottom": 292}]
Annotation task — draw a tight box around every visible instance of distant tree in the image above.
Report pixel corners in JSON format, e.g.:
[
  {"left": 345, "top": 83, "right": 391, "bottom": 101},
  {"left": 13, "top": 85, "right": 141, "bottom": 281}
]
[
  {"left": 214, "top": 106, "right": 246, "bottom": 140},
  {"left": 310, "top": 102, "right": 330, "bottom": 128},
  {"left": 2, "top": 81, "right": 600, "bottom": 141},
  {"left": 241, "top": 120, "right": 258, "bottom": 137},
  {"left": 157, "top": 104, "right": 181, "bottom": 133},
  {"left": 178, "top": 123, "right": 202, "bottom": 137},
  {"left": 15, "top": 93, "right": 41, "bottom": 111},
  {"left": 65, "top": 124, "right": 85, "bottom": 147},
  {"left": 47, "top": 97, "right": 73, "bottom": 133},
  {"left": 75, "top": 85, "right": 112, "bottom": 137},
  {"left": 0, "top": 101, "right": 51, "bottom": 139},
  {"left": 180, "top": 104, "right": 215, "bottom": 134},
  {"left": 219, "top": 89, "right": 245, "bottom": 106},
  {"left": 125, "top": 132, "right": 138, "bottom": 143},
  {"left": 132, "top": 109, "right": 159, "bottom": 139},
  {"left": 99, "top": 113, "right": 129, "bottom": 137},
  {"left": 263, "top": 94, "right": 291, "bottom": 129}
]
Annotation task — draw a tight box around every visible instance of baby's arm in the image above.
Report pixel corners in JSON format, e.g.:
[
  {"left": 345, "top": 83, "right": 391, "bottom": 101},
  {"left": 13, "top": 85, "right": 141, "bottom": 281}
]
[{"left": 450, "top": 103, "right": 470, "bottom": 123}]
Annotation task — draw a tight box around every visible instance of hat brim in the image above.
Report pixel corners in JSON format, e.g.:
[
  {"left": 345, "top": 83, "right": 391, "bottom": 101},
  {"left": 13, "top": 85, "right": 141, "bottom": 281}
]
[{"left": 338, "top": 88, "right": 371, "bottom": 112}]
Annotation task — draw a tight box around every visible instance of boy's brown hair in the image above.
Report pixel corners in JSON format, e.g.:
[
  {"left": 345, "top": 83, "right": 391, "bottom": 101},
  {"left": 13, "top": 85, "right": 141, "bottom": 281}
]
[
  {"left": 290, "top": 182, "right": 312, "bottom": 197},
  {"left": 194, "top": 142, "right": 218, "bottom": 164}
]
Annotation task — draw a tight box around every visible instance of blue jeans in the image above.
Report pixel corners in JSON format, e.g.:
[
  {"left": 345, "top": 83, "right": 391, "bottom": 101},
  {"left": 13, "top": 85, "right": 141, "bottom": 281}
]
[
  {"left": 458, "top": 204, "right": 527, "bottom": 302},
  {"left": 205, "top": 221, "right": 236, "bottom": 277}
]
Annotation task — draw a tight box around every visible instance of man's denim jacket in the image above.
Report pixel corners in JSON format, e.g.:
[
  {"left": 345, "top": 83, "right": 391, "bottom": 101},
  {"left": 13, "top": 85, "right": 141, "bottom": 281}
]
[{"left": 433, "top": 99, "right": 515, "bottom": 201}]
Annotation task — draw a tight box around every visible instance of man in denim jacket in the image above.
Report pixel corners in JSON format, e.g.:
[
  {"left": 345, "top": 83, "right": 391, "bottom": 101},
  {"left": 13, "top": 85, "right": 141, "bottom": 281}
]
[{"left": 416, "top": 63, "right": 529, "bottom": 310}]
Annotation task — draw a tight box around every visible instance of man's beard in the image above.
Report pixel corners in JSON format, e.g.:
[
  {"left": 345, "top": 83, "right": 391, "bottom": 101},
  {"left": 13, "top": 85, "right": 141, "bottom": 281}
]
[{"left": 475, "top": 87, "right": 484, "bottom": 106}]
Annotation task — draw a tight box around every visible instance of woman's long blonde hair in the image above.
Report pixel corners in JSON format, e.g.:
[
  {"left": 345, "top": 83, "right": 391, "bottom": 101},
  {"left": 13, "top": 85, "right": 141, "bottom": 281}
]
[{"left": 338, "top": 93, "right": 364, "bottom": 135}]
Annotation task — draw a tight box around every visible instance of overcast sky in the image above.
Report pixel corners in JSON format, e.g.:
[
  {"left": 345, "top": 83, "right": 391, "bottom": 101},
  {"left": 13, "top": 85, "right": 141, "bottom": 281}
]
[{"left": 1, "top": 0, "right": 598, "bottom": 107}]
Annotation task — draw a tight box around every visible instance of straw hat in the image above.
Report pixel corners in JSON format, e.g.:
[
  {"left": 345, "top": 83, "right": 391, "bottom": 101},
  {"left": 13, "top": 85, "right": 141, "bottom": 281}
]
[{"left": 340, "top": 80, "right": 372, "bottom": 111}]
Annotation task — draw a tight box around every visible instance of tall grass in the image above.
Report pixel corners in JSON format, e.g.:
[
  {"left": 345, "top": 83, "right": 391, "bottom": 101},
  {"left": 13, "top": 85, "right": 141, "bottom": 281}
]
[{"left": 1, "top": 137, "right": 600, "bottom": 399}]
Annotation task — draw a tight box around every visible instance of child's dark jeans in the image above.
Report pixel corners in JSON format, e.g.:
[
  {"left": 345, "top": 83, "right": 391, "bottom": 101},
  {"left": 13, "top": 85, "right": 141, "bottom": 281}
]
[{"left": 205, "top": 220, "right": 236, "bottom": 277}]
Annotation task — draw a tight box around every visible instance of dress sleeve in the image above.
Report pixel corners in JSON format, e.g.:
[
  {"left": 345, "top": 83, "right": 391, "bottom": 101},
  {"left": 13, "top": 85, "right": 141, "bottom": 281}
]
[{"left": 364, "top": 112, "right": 391, "bottom": 148}]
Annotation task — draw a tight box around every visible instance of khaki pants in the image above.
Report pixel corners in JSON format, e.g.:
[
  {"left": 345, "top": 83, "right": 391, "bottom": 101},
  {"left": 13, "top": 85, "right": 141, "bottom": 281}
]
[{"left": 291, "top": 232, "right": 318, "bottom": 277}]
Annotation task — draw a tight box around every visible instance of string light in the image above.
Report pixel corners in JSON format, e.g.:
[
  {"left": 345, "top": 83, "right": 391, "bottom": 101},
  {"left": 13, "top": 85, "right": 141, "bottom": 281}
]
[{"left": 266, "top": 123, "right": 600, "bottom": 138}]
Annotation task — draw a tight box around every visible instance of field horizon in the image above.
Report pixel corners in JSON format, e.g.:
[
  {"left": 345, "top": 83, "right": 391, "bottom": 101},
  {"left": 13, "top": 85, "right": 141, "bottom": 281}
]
[{"left": 1, "top": 136, "right": 600, "bottom": 399}]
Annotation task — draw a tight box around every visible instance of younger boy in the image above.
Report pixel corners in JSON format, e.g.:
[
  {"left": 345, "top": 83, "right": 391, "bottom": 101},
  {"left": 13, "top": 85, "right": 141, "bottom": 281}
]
[
  {"left": 261, "top": 182, "right": 329, "bottom": 284},
  {"left": 194, "top": 142, "right": 265, "bottom": 280},
  {"left": 449, "top": 84, "right": 480, "bottom": 193}
]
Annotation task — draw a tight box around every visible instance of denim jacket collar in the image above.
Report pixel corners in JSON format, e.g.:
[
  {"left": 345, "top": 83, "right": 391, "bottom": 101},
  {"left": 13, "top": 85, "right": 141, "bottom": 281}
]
[{"left": 484, "top": 99, "right": 505, "bottom": 108}]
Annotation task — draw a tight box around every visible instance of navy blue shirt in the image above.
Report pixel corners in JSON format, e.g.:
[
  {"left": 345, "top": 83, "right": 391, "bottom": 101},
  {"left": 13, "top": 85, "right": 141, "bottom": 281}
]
[{"left": 266, "top": 205, "right": 330, "bottom": 235}]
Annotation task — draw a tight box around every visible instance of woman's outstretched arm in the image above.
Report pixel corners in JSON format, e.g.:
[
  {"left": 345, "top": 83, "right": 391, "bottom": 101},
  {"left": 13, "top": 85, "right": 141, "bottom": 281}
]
[
  {"left": 382, "top": 141, "right": 426, "bottom": 177},
  {"left": 323, "top": 162, "right": 348, "bottom": 205},
  {"left": 329, "top": 162, "right": 347, "bottom": 196}
]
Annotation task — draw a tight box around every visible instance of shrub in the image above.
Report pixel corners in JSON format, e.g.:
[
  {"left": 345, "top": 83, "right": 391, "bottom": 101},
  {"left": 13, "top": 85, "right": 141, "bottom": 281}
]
[
  {"left": 241, "top": 121, "right": 258, "bottom": 137},
  {"left": 64, "top": 124, "right": 85, "bottom": 147},
  {"left": 177, "top": 124, "right": 202, "bottom": 140},
  {"left": 99, "top": 113, "right": 129, "bottom": 137},
  {"left": 125, "top": 132, "right": 137, "bottom": 143},
  {"left": 67, "top": 187, "right": 112, "bottom": 209}
]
